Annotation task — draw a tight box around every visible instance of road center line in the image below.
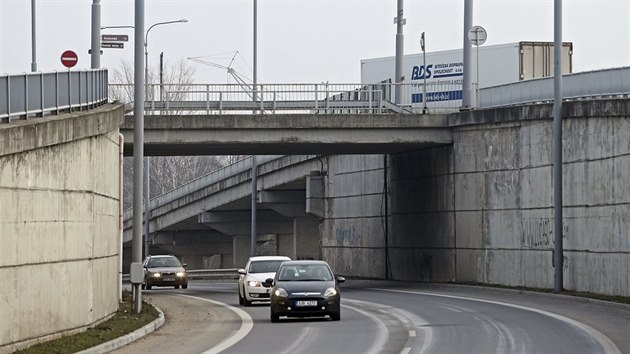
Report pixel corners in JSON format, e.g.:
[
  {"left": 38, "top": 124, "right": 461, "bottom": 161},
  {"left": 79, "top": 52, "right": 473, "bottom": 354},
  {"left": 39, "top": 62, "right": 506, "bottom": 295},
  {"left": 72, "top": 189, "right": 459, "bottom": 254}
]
[
  {"left": 342, "top": 301, "right": 389, "bottom": 354},
  {"left": 180, "top": 294, "right": 254, "bottom": 354}
]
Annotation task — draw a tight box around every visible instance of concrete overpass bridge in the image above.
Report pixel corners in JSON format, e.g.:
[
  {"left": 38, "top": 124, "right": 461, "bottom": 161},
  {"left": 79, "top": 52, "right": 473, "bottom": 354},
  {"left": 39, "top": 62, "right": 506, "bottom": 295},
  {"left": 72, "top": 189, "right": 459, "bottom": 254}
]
[{"left": 2, "top": 66, "right": 629, "bottom": 351}]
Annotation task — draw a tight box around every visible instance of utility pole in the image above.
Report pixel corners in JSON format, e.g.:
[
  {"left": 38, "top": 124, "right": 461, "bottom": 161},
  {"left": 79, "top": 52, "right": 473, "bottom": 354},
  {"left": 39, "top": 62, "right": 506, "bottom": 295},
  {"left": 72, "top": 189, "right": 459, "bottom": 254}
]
[
  {"left": 91, "top": 0, "right": 101, "bottom": 69},
  {"left": 461, "top": 0, "right": 473, "bottom": 110},
  {"left": 394, "top": 0, "right": 405, "bottom": 104},
  {"left": 553, "top": 0, "right": 564, "bottom": 294},
  {"left": 132, "top": 0, "right": 145, "bottom": 314},
  {"left": 251, "top": 0, "right": 258, "bottom": 257},
  {"left": 31, "top": 0, "right": 37, "bottom": 72}
]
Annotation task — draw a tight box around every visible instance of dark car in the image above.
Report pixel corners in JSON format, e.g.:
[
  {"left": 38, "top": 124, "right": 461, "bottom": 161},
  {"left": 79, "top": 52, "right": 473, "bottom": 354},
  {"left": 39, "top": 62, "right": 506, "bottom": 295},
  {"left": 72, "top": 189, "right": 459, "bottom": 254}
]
[
  {"left": 266, "top": 260, "right": 345, "bottom": 322},
  {"left": 143, "top": 255, "right": 188, "bottom": 290}
]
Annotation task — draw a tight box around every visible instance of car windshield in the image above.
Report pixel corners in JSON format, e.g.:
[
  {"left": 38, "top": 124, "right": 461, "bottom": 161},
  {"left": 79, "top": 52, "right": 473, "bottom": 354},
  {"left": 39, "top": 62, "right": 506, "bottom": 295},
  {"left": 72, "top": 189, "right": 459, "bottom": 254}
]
[
  {"left": 147, "top": 257, "right": 181, "bottom": 268},
  {"left": 277, "top": 264, "right": 333, "bottom": 281},
  {"left": 249, "top": 260, "right": 285, "bottom": 273}
]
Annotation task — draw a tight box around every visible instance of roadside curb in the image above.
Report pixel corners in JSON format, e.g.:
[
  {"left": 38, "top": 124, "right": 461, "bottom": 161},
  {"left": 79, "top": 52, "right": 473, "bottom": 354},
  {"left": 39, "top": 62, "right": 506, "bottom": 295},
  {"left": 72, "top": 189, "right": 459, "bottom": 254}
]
[{"left": 76, "top": 304, "right": 165, "bottom": 354}]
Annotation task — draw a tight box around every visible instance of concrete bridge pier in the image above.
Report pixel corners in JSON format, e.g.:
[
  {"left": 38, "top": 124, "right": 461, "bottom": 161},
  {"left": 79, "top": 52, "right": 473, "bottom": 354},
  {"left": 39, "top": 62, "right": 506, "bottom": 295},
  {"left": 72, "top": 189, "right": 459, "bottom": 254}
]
[
  {"left": 293, "top": 217, "right": 321, "bottom": 260},
  {"left": 232, "top": 235, "right": 250, "bottom": 269}
]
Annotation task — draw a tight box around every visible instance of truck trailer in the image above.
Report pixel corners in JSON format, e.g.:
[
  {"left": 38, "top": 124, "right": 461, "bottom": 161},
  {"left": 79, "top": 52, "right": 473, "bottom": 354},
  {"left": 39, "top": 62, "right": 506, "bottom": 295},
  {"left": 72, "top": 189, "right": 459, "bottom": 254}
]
[{"left": 360, "top": 41, "right": 573, "bottom": 109}]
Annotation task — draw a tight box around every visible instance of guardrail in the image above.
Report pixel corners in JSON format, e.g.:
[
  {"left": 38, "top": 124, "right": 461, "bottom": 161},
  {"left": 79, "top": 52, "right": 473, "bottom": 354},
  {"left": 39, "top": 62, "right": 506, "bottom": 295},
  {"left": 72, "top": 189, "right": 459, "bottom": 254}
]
[
  {"left": 478, "top": 66, "right": 630, "bottom": 108},
  {"left": 1, "top": 69, "right": 108, "bottom": 123},
  {"left": 109, "top": 82, "right": 465, "bottom": 115},
  {"left": 122, "top": 268, "right": 239, "bottom": 283}
]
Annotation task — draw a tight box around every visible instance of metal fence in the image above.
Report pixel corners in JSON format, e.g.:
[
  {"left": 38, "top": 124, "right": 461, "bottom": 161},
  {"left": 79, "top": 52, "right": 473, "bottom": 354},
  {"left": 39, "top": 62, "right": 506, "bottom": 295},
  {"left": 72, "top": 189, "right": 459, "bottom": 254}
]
[
  {"left": 0, "top": 69, "right": 108, "bottom": 123},
  {"left": 109, "top": 82, "right": 465, "bottom": 115},
  {"left": 478, "top": 66, "right": 630, "bottom": 108}
]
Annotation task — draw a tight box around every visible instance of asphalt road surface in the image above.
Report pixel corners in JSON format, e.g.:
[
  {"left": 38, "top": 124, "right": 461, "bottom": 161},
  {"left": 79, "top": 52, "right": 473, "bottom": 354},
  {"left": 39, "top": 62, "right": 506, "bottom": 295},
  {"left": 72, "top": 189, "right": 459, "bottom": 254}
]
[{"left": 113, "top": 281, "right": 628, "bottom": 354}]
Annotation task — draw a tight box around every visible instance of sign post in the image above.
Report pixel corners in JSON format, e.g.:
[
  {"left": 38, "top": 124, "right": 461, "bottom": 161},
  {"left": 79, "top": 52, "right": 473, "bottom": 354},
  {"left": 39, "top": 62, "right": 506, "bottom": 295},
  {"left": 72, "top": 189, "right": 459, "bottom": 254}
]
[
  {"left": 60, "top": 50, "right": 78, "bottom": 68},
  {"left": 467, "top": 25, "right": 487, "bottom": 107}
]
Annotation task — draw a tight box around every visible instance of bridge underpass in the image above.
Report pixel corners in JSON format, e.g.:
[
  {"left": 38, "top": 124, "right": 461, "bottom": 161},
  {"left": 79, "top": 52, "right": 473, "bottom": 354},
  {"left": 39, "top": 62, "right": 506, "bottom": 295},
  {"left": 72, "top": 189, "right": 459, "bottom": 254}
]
[
  {"left": 120, "top": 112, "right": 453, "bottom": 270},
  {"left": 122, "top": 155, "right": 336, "bottom": 270}
]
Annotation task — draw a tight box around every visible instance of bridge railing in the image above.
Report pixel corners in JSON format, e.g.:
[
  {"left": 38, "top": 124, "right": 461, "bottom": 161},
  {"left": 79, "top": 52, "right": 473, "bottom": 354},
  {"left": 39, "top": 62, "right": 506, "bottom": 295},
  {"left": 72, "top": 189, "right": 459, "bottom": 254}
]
[
  {"left": 478, "top": 66, "right": 630, "bottom": 108},
  {"left": 123, "top": 155, "right": 285, "bottom": 223},
  {"left": 109, "top": 82, "right": 465, "bottom": 115},
  {"left": 1, "top": 69, "right": 108, "bottom": 123}
]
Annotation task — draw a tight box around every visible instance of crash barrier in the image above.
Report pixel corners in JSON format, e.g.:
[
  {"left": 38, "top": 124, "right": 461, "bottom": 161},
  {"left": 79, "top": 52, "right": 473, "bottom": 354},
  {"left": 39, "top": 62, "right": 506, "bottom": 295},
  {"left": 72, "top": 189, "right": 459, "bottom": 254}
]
[{"left": 122, "top": 268, "right": 240, "bottom": 283}]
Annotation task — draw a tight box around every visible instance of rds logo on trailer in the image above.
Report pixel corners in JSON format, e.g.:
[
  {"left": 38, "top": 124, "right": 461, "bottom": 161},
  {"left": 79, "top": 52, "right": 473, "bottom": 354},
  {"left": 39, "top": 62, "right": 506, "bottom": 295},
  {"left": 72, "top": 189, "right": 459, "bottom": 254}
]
[{"left": 411, "top": 65, "right": 432, "bottom": 80}]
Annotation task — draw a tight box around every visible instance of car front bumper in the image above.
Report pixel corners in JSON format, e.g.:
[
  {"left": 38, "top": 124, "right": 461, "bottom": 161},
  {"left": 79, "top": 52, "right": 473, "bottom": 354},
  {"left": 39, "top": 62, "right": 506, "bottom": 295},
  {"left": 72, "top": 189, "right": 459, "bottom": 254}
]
[
  {"left": 245, "top": 285, "right": 272, "bottom": 300},
  {"left": 271, "top": 297, "right": 340, "bottom": 317}
]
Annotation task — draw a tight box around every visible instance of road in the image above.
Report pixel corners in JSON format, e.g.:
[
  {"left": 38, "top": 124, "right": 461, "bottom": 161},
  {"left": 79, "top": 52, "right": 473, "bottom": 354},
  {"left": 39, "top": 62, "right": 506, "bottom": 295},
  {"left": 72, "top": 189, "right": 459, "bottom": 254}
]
[{"left": 113, "top": 281, "right": 627, "bottom": 353}]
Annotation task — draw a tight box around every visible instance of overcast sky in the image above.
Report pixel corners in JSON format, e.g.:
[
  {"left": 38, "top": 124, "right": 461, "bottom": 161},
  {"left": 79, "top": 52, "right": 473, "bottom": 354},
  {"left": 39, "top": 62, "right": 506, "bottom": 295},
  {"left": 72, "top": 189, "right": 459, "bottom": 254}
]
[{"left": 1, "top": 0, "right": 628, "bottom": 83}]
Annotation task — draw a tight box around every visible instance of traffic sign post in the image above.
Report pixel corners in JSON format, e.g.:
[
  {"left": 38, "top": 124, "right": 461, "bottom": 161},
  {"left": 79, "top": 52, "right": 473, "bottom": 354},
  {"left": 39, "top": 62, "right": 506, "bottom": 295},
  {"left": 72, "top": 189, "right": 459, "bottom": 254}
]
[
  {"left": 61, "top": 50, "right": 78, "bottom": 68},
  {"left": 467, "top": 25, "right": 487, "bottom": 106}
]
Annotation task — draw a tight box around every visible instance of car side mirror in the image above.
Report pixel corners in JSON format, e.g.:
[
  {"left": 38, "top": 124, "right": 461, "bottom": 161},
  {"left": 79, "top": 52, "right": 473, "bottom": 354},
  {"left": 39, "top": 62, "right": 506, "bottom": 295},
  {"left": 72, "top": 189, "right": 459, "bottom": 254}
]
[
  {"left": 238, "top": 269, "right": 247, "bottom": 275},
  {"left": 336, "top": 276, "right": 346, "bottom": 283},
  {"left": 264, "top": 278, "right": 274, "bottom": 286},
  {"left": 182, "top": 263, "right": 188, "bottom": 268}
]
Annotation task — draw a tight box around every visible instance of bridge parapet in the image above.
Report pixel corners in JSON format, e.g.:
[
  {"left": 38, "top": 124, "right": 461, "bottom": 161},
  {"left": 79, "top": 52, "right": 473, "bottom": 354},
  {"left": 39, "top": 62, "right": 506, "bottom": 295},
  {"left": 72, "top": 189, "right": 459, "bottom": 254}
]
[
  {"left": 109, "top": 82, "right": 463, "bottom": 115},
  {"left": 1, "top": 69, "right": 108, "bottom": 123}
]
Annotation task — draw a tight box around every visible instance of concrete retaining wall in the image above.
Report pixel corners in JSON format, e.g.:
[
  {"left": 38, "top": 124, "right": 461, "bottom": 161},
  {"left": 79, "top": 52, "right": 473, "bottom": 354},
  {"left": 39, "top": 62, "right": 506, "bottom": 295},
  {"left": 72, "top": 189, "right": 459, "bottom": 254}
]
[
  {"left": 0, "top": 104, "right": 124, "bottom": 352},
  {"left": 387, "top": 99, "right": 629, "bottom": 296},
  {"left": 322, "top": 155, "right": 388, "bottom": 278}
]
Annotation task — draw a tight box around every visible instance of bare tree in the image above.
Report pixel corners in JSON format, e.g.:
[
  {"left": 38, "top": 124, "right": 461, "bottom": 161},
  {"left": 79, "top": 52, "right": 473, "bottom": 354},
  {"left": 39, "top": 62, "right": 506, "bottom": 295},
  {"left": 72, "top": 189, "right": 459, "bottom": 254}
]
[{"left": 109, "top": 58, "right": 196, "bottom": 108}]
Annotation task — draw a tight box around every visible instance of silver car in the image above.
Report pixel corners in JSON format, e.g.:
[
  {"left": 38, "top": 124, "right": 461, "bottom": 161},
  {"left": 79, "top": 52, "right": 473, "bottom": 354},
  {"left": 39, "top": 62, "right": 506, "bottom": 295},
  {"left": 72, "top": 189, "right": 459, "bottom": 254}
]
[{"left": 238, "top": 256, "right": 291, "bottom": 305}]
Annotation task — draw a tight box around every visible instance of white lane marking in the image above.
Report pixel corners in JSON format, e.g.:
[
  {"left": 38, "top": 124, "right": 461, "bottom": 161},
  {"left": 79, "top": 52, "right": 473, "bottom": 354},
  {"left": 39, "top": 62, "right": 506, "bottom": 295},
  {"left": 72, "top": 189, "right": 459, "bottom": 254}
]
[
  {"left": 399, "top": 347, "right": 411, "bottom": 354},
  {"left": 342, "top": 301, "right": 389, "bottom": 354},
  {"left": 346, "top": 298, "right": 435, "bottom": 354},
  {"left": 180, "top": 294, "right": 254, "bottom": 354},
  {"left": 368, "top": 288, "right": 621, "bottom": 354},
  {"left": 389, "top": 307, "right": 434, "bottom": 353},
  {"left": 280, "top": 326, "right": 316, "bottom": 354}
]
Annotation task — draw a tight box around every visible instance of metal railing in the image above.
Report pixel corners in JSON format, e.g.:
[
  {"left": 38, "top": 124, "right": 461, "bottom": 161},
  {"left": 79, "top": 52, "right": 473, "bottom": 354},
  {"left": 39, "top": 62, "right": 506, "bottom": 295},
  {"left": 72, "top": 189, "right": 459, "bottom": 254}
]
[
  {"left": 1, "top": 69, "right": 108, "bottom": 123},
  {"left": 122, "top": 268, "right": 239, "bottom": 282},
  {"left": 109, "top": 82, "right": 466, "bottom": 115},
  {"left": 478, "top": 66, "right": 630, "bottom": 108}
]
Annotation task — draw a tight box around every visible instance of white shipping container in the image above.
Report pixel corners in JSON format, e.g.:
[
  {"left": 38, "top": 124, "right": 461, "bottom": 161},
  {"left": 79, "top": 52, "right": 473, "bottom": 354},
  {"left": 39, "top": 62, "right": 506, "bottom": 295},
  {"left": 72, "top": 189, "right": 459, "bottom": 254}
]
[{"left": 360, "top": 41, "right": 573, "bottom": 109}]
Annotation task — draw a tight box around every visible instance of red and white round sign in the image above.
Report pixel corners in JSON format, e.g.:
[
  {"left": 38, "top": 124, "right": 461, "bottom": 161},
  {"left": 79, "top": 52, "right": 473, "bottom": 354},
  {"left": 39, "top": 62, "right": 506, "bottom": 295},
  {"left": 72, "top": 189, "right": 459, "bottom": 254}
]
[{"left": 60, "top": 50, "right": 78, "bottom": 68}]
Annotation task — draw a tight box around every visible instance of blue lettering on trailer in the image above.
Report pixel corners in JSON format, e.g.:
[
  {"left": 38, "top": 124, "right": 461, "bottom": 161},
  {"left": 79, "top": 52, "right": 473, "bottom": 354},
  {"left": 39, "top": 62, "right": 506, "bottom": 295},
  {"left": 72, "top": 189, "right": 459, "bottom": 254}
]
[{"left": 412, "top": 90, "right": 463, "bottom": 103}]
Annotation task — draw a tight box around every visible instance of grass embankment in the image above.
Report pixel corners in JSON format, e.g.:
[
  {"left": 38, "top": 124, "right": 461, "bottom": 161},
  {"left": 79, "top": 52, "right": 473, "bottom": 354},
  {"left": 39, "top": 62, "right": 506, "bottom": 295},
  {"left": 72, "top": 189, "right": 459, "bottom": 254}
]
[{"left": 16, "top": 292, "right": 159, "bottom": 354}]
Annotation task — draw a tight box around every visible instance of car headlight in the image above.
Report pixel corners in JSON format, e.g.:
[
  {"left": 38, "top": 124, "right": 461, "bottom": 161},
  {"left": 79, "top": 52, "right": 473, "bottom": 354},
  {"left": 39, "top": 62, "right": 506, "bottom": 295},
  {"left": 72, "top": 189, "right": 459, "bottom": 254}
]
[
  {"left": 152, "top": 273, "right": 161, "bottom": 278},
  {"left": 274, "top": 288, "right": 288, "bottom": 297},
  {"left": 176, "top": 272, "right": 185, "bottom": 277},
  {"left": 324, "top": 288, "right": 337, "bottom": 297}
]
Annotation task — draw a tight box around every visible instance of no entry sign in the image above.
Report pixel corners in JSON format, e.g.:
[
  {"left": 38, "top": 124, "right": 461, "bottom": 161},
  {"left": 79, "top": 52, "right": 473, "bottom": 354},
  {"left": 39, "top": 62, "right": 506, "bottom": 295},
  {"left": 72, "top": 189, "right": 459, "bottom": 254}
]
[{"left": 61, "top": 50, "right": 78, "bottom": 68}]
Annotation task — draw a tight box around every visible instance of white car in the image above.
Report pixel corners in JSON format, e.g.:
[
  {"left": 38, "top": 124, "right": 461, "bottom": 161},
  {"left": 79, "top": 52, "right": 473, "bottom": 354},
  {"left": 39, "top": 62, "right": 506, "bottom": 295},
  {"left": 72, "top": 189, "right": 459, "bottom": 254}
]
[{"left": 238, "top": 256, "right": 291, "bottom": 306}]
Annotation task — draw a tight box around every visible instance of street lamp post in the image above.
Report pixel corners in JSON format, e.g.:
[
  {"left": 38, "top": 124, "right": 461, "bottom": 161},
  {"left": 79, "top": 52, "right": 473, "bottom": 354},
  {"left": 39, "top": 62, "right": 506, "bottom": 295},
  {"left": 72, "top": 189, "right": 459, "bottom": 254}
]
[
  {"left": 144, "top": 19, "right": 188, "bottom": 103},
  {"left": 142, "top": 19, "right": 187, "bottom": 260},
  {"left": 420, "top": 32, "right": 427, "bottom": 114}
]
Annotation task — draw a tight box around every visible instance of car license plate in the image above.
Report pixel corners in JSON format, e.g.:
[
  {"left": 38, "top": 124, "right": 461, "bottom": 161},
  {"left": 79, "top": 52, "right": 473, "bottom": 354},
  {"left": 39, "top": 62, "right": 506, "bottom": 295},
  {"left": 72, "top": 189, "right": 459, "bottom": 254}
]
[
  {"left": 296, "top": 300, "right": 317, "bottom": 307},
  {"left": 163, "top": 277, "right": 174, "bottom": 281}
]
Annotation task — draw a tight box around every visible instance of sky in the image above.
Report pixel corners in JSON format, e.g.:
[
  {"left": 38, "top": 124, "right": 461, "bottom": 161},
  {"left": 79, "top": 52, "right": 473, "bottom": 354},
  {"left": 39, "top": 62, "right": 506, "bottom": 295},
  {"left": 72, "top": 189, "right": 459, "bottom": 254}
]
[{"left": 1, "top": 0, "right": 628, "bottom": 84}]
